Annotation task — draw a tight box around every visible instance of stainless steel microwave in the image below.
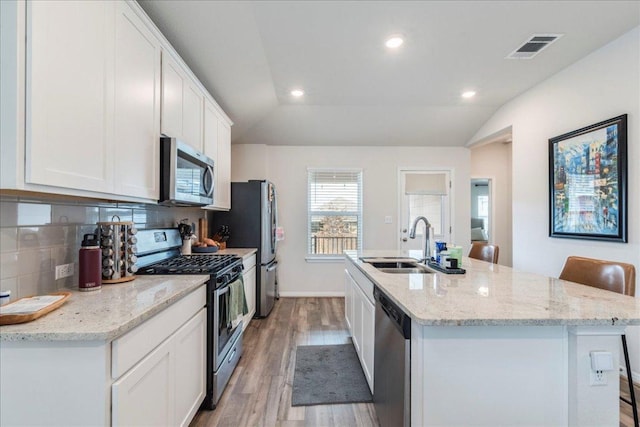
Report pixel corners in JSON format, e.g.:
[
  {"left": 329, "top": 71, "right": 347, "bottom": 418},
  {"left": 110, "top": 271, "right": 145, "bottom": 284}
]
[{"left": 159, "top": 137, "right": 214, "bottom": 206}]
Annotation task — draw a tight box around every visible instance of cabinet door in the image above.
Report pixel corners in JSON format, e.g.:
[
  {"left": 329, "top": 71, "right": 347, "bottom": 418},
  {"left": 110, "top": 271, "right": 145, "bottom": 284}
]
[
  {"left": 182, "top": 79, "right": 204, "bottom": 152},
  {"left": 242, "top": 265, "right": 257, "bottom": 330},
  {"left": 344, "top": 269, "right": 354, "bottom": 332},
  {"left": 113, "top": 2, "right": 160, "bottom": 199},
  {"left": 112, "top": 336, "right": 175, "bottom": 426},
  {"left": 352, "top": 281, "right": 363, "bottom": 355},
  {"left": 214, "top": 117, "right": 232, "bottom": 209},
  {"left": 161, "top": 53, "right": 184, "bottom": 139},
  {"left": 175, "top": 309, "right": 206, "bottom": 427},
  {"left": 361, "top": 296, "right": 375, "bottom": 392},
  {"left": 27, "top": 1, "right": 114, "bottom": 193},
  {"left": 203, "top": 99, "right": 219, "bottom": 166}
]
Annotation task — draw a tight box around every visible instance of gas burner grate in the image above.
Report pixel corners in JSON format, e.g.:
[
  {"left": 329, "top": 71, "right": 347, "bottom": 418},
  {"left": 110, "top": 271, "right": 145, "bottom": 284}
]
[{"left": 143, "top": 254, "right": 241, "bottom": 274}]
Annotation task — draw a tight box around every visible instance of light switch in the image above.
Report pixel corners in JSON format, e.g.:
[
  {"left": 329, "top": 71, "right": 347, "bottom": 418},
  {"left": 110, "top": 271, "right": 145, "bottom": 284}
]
[
  {"left": 384, "top": 216, "right": 392, "bottom": 224},
  {"left": 590, "top": 351, "right": 614, "bottom": 371}
]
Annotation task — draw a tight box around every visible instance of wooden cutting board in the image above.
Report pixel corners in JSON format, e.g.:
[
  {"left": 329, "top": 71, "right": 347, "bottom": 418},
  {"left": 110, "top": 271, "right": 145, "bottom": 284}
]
[{"left": 0, "top": 292, "right": 71, "bottom": 325}]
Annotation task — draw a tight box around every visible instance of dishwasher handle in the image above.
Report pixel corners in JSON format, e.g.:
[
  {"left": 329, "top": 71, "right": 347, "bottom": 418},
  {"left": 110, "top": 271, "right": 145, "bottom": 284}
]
[{"left": 374, "top": 286, "right": 411, "bottom": 339}]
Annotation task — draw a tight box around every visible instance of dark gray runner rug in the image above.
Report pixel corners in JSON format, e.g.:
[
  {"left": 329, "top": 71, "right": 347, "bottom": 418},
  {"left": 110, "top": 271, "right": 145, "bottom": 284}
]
[{"left": 292, "top": 343, "right": 373, "bottom": 406}]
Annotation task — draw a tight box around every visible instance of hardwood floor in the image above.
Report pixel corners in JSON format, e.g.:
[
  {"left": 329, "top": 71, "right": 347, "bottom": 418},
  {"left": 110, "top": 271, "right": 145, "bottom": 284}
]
[
  {"left": 191, "top": 296, "right": 639, "bottom": 427},
  {"left": 620, "top": 376, "right": 640, "bottom": 427},
  {"left": 191, "top": 297, "right": 379, "bottom": 427}
]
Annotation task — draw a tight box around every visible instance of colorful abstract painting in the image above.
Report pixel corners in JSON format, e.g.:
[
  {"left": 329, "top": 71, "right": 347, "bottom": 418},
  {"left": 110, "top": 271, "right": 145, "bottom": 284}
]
[{"left": 549, "top": 115, "right": 627, "bottom": 242}]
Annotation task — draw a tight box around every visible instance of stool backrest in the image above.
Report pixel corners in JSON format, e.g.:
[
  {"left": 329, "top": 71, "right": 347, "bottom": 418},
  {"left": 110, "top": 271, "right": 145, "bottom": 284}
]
[
  {"left": 559, "top": 256, "right": 636, "bottom": 296},
  {"left": 468, "top": 243, "right": 499, "bottom": 264}
]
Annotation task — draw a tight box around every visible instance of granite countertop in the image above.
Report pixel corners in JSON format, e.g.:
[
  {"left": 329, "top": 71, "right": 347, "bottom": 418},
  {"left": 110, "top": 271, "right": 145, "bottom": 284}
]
[
  {"left": 0, "top": 275, "right": 208, "bottom": 342},
  {"left": 347, "top": 250, "right": 640, "bottom": 327}
]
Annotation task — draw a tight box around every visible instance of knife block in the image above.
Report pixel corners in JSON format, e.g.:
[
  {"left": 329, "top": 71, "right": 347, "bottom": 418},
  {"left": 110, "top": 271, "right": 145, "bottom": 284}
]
[{"left": 96, "top": 219, "right": 137, "bottom": 284}]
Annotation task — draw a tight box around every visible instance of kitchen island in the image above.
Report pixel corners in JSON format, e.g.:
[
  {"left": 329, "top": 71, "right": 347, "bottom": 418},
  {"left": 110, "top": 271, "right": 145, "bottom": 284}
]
[{"left": 346, "top": 250, "right": 640, "bottom": 427}]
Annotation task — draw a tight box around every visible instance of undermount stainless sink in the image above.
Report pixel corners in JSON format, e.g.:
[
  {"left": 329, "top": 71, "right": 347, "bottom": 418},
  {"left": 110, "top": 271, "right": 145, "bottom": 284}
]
[{"left": 359, "top": 257, "right": 432, "bottom": 274}]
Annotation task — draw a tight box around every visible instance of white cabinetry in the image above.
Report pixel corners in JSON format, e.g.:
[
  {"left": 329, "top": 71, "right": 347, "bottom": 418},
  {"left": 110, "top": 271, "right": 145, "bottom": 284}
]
[
  {"left": 112, "top": 308, "right": 206, "bottom": 427},
  {"left": 22, "top": 0, "right": 160, "bottom": 200},
  {"left": 344, "top": 260, "right": 375, "bottom": 392},
  {"left": 242, "top": 254, "right": 257, "bottom": 330},
  {"left": 0, "top": 285, "right": 206, "bottom": 426},
  {"left": 113, "top": 1, "right": 161, "bottom": 199},
  {"left": 26, "top": 0, "right": 114, "bottom": 193},
  {"left": 112, "top": 332, "right": 175, "bottom": 426},
  {"left": 161, "top": 52, "right": 204, "bottom": 152},
  {"left": 203, "top": 98, "right": 232, "bottom": 210}
]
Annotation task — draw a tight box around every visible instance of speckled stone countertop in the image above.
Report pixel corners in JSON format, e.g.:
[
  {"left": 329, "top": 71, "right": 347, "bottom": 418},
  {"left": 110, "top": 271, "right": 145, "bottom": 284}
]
[
  {"left": 0, "top": 275, "right": 208, "bottom": 342},
  {"left": 348, "top": 250, "right": 640, "bottom": 327}
]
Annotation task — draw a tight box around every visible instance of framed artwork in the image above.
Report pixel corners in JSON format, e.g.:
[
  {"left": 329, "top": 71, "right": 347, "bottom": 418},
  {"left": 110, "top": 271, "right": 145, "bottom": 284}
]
[{"left": 549, "top": 114, "right": 627, "bottom": 242}]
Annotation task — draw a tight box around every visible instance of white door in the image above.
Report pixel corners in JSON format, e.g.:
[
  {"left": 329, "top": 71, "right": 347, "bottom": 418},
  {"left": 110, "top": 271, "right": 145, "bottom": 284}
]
[{"left": 398, "top": 169, "right": 451, "bottom": 252}]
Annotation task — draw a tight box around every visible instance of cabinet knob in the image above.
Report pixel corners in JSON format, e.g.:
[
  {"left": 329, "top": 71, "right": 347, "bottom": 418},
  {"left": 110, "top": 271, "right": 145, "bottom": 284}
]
[
  {"left": 402, "top": 228, "right": 407, "bottom": 233},
  {"left": 402, "top": 238, "right": 408, "bottom": 242}
]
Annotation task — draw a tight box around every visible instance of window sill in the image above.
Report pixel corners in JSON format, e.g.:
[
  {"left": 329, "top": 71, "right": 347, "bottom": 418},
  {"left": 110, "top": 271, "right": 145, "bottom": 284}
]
[{"left": 305, "top": 255, "right": 346, "bottom": 263}]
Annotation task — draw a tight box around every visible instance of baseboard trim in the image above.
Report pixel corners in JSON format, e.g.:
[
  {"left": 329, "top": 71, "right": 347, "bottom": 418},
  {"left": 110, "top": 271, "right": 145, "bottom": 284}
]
[{"left": 278, "top": 291, "right": 345, "bottom": 297}]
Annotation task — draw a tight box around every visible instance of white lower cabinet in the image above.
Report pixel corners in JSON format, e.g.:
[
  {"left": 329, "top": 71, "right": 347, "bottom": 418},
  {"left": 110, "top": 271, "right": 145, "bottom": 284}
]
[
  {"left": 0, "top": 285, "right": 206, "bottom": 426},
  {"left": 112, "top": 298, "right": 206, "bottom": 427},
  {"left": 242, "top": 254, "right": 257, "bottom": 330},
  {"left": 344, "top": 262, "right": 375, "bottom": 392},
  {"left": 174, "top": 308, "right": 207, "bottom": 427},
  {"left": 112, "top": 333, "right": 175, "bottom": 426}
]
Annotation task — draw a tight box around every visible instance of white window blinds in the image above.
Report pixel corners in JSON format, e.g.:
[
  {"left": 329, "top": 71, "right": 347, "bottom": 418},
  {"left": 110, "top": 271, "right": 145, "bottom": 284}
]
[{"left": 307, "top": 169, "right": 363, "bottom": 257}]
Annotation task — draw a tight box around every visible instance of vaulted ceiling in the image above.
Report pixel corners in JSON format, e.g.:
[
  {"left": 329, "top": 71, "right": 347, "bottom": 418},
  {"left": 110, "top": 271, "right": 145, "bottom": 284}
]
[{"left": 138, "top": 1, "right": 640, "bottom": 146}]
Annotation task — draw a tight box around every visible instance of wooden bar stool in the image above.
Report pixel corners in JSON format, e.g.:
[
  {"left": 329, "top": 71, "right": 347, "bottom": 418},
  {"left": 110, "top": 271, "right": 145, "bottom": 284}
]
[
  {"left": 468, "top": 242, "right": 499, "bottom": 264},
  {"left": 559, "top": 256, "right": 638, "bottom": 427}
]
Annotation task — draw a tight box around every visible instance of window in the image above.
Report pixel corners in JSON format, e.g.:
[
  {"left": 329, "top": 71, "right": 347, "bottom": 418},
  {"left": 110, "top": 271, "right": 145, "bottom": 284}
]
[
  {"left": 408, "top": 194, "right": 444, "bottom": 236},
  {"left": 307, "top": 169, "right": 362, "bottom": 258},
  {"left": 477, "top": 195, "right": 489, "bottom": 236}
]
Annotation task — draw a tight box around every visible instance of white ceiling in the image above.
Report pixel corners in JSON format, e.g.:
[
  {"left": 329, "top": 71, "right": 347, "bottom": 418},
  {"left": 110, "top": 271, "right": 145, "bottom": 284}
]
[{"left": 138, "top": 1, "right": 640, "bottom": 147}]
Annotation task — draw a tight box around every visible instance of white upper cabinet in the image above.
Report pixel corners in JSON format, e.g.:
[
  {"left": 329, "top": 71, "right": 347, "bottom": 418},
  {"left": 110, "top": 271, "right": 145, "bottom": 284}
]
[
  {"left": 26, "top": 0, "right": 114, "bottom": 193},
  {"left": 182, "top": 80, "right": 204, "bottom": 152},
  {"left": 203, "top": 98, "right": 232, "bottom": 211},
  {"left": 25, "top": 0, "right": 161, "bottom": 200},
  {"left": 2, "top": 0, "right": 231, "bottom": 205},
  {"left": 113, "top": 1, "right": 161, "bottom": 199},
  {"left": 161, "top": 52, "right": 204, "bottom": 152},
  {"left": 215, "top": 117, "right": 232, "bottom": 210}
]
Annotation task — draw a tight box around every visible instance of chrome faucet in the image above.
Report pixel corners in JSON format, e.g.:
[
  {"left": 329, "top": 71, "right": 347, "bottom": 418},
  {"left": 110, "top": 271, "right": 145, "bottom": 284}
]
[{"left": 409, "top": 216, "right": 432, "bottom": 262}]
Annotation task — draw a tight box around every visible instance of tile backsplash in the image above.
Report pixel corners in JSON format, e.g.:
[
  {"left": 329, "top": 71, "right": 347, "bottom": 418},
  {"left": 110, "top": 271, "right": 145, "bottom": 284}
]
[{"left": 0, "top": 194, "right": 205, "bottom": 300}]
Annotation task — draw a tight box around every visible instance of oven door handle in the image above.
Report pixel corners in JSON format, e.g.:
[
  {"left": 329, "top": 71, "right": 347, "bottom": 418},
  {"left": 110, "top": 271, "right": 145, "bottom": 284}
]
[{"left": 218, "top": 286, "right": 230, "bottom": 296}]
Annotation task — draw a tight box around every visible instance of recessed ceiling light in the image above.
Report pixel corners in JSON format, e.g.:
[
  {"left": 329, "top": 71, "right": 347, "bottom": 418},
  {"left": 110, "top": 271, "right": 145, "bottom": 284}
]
[
  {"left": 462, "top": 91, "right": 476, "bottom": 99},
  {"left": 385, "top": 36, "right": 404, "bottom": 49},
  {"left": 291, "top": 89, "right": 304, "bottom": 97}
]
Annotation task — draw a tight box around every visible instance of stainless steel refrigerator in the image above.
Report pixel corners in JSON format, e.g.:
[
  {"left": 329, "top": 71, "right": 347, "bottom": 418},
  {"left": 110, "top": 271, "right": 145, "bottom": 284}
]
[{"left": 210, "top": 180, "right": 278, "bottom": 317}]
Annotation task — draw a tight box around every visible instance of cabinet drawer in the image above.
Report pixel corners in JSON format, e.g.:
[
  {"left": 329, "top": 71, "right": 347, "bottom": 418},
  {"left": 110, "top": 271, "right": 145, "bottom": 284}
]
[
  {"left": 112, "top": 285, "right": 206, "bottom": 378},
  {"left": 346, "top": 261, "right": 375, "bottom": 305}
]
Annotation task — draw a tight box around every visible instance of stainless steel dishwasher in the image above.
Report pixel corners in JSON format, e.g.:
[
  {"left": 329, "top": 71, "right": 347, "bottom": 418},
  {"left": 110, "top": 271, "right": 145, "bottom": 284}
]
[{"left": 373, "top": 286, "right": 411, "bottom": 427}]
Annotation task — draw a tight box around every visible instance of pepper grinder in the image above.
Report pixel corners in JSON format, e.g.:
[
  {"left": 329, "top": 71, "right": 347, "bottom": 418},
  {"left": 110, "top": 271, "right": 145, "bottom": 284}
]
[{"left": 79, "top": 233, "right": 102, "bottom": 291}]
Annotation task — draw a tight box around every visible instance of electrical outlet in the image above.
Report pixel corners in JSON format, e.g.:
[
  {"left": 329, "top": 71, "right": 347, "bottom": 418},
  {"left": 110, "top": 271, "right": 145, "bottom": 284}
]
[
  {"left": 590, "top": 370, "right": 607, "bottom": 386},
  {"left": 55, "top": 263, "right": 74, "bottom": 280}
]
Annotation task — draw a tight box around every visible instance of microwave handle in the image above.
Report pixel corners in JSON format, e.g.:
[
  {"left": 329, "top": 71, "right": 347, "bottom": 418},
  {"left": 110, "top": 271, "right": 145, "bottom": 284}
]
[{"left": 204, "top": 165, "right": 214, "bottom": 197}]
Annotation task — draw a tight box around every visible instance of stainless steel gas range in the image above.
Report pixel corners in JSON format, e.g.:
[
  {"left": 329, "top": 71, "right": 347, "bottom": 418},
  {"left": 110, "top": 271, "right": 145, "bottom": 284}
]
[{"left": 136, "top": 228, "right": 244, "bottom": 410}]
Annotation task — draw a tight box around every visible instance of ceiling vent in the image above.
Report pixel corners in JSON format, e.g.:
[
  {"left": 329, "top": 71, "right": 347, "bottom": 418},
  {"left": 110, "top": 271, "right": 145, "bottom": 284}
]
[{"left": 506, "top": 34, "right": 563, "bottom": 59}]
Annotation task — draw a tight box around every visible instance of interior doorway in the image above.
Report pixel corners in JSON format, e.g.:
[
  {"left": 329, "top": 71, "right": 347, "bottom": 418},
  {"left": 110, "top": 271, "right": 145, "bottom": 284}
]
[
  {"left": 469, "top": 127, "right": 513, "bottom": 266},
  {"left": 470, "top": 178, "right": 492, "bottom": 243}
]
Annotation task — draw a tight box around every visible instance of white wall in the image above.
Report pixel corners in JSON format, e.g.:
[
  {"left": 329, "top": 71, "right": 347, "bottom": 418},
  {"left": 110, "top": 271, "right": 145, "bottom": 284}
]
[
  {"left": 230, "top": 145, "right": 470, "bottom": 296},
  {"left": 469, "top": 26, "right": 640, "bottom": 374},
  {"left": 471, "top": 142, "right": 513, "bottom": 266}
]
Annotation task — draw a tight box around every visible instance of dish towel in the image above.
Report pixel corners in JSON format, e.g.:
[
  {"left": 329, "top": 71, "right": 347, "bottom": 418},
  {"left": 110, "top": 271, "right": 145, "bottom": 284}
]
[{"left": 228, "top": 276, "right": 248, "bottom": 329}]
